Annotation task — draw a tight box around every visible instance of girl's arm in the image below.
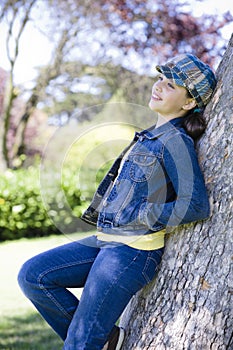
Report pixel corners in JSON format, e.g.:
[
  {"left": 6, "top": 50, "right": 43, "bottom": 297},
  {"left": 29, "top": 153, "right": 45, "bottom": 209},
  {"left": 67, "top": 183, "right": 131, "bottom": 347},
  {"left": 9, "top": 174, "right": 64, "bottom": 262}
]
[{"left": 139, "top": 133, "right": 210, "bottom": 229}]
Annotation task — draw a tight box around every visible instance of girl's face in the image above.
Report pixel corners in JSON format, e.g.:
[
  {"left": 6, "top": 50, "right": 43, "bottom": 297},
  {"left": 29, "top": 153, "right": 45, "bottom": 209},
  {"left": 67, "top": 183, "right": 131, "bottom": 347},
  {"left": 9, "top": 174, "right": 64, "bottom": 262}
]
[{"left": 149, "top": 74, "right": 196, "bottom": 119}]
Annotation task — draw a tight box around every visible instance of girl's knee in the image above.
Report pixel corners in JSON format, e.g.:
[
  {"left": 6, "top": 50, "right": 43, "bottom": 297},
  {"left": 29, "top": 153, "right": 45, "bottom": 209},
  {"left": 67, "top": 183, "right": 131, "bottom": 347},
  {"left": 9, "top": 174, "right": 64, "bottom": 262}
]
[{"left": 18, "top": 256, "right": 40, "bottom": 296}]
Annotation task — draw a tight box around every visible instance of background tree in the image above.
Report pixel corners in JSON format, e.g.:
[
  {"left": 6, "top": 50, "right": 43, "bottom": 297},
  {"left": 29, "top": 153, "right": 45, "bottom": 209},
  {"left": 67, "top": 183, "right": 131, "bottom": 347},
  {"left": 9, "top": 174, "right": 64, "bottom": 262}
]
[
  {"left": 0, "top": 0, "right": 93, "bottom": 167},
  {"left": 0, "top": 0, "right": 232, "bottom": 168},
  {"left": 120, "top": 34, "right": 233, "bottom": 350},
  {"left": 0, "top": 0, "right": 35, "bottom": 168},
  {"left": 98, "top": 0, "right": 232, "bottom": 67},
  {"left": 41, "top": 62, "right": 155, "bottom": 125}
]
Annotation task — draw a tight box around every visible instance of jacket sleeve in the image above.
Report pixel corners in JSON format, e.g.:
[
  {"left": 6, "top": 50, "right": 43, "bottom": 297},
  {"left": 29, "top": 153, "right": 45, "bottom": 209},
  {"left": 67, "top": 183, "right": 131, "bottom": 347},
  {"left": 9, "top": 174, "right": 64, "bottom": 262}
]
[{"left": 140, "top": 133, "right": 210, "bottom": 228}]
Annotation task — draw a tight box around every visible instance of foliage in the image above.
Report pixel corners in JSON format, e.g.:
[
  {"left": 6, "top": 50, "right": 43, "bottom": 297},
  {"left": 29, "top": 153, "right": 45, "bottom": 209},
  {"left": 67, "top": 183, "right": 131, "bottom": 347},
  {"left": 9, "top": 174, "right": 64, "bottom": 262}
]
[
  {"left": 0, "top": 166, "right": 85, "bottom": 241},
  {"left": 60, "top": 119, "right": 135, "bottom": 199},
  {"left": 0, "top": 119, "right": 137, "bottom": 241},
  {"left": 43, "top": 64, "right": 155, "bottom": 124},
  {"left": 98, "top": 0, "right": 232, "bottom": 67},
  {"left": 0, "top": 167, "right": 53, "bottom": 241},
  {"left": 0, "top": 0, "right": 232, "bottom": 169}
]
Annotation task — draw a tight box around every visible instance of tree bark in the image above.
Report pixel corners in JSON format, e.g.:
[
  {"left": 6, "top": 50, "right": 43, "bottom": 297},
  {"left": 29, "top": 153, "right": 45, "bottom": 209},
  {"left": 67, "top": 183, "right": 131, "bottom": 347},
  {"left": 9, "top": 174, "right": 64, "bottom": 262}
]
[{"left": 120, "top": 35, "right": 233, "bottom": 350}]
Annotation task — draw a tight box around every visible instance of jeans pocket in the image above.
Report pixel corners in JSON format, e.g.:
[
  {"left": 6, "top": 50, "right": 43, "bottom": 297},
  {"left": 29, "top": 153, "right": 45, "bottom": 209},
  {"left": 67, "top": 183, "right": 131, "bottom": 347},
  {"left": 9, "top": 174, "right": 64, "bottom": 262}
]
[{"left": 142, "top": 250, "right": 163, "bottom": 284}]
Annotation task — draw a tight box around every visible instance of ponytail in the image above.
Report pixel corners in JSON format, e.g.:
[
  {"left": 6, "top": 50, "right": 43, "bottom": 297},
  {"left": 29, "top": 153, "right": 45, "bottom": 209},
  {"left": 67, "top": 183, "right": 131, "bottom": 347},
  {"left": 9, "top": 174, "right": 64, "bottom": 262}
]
[{"left": 182, "top": 109, "right": 206, "bottom": 140}]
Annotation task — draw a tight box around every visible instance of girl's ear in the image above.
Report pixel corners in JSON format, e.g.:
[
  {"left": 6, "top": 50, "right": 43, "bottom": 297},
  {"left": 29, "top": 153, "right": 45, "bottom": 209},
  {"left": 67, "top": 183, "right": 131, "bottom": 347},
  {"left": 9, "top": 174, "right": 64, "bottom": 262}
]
[{"left": 182, "top": 98, "right": 197, "bottom": 111}]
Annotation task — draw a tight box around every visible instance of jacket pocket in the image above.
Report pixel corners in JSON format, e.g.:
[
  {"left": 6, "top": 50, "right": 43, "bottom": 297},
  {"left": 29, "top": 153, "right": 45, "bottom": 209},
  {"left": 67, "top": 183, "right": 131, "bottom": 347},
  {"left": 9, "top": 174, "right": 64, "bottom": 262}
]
[{"left": 129, "top": 153, "right": 157, "bottom": 183}]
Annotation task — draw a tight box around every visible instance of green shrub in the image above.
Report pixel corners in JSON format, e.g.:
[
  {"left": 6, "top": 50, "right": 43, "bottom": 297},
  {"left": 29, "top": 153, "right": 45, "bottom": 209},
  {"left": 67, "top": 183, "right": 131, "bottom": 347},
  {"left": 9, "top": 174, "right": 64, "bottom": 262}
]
[
  {"left": 0, "top": 123, "right": 135, "bottom": 241},
  {"left": 0, "top": 167, "right": 86, "bottom": 241}
]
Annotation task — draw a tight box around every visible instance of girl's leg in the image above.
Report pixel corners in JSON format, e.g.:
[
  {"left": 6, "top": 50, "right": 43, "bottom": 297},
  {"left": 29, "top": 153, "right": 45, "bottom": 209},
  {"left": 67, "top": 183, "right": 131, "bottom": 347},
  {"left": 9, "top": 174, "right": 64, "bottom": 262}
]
[
  {"left": 18, "top": 236, "right": 100, "bottom": 341},
  {"left": 63, "top": 243, "right": 164, "bottom": 350}
]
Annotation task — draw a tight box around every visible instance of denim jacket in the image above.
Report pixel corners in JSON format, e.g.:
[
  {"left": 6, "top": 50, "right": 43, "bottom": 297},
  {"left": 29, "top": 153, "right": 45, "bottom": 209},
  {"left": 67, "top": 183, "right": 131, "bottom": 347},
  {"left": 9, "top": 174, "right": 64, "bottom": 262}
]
[{"left": 81, "top": 117, "right": 210, "bottom": 236}]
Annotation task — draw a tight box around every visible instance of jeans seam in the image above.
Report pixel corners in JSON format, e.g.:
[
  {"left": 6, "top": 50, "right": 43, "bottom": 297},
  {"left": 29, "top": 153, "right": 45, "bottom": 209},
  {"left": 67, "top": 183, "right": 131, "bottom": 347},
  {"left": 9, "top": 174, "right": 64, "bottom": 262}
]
[
  {"left": 37, "top": 258, "right": 96, "bottom": 320},
  {"left": 142, "top": 251, "right": 160, "bottom": 283},
  {"left": 82, "top": 250, "right": 143, "bottom": 345}
]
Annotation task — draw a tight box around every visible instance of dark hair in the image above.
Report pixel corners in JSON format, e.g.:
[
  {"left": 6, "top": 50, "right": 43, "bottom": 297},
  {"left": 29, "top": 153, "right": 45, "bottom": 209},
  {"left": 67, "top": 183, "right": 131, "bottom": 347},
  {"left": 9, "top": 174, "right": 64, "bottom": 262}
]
[
  {"left": 183, "top": 110, "right": 206, "bottom": 140},
  {"left": 182, "top": 90, "right": 207, "bottom": 140}
]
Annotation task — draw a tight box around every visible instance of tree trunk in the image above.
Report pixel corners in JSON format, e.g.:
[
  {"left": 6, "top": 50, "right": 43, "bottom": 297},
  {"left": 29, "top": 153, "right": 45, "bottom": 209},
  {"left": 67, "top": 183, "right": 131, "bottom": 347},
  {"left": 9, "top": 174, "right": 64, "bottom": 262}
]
[
  {"left": 7, "top": 28, "right": 70, "bottom": 168},
  {"left": 120, "top": 35, "right": 233, "bottom": 350},
  {"left": 2, "top": 73, "right": 16, "bottom": 168}
]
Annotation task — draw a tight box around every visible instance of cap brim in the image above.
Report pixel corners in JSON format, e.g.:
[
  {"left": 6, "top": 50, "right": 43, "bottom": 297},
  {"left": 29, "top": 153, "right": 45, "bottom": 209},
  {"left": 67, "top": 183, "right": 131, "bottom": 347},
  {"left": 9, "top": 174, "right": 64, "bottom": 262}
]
[{"left": 156, "top": 65, "right": 186, "bottom": 88}]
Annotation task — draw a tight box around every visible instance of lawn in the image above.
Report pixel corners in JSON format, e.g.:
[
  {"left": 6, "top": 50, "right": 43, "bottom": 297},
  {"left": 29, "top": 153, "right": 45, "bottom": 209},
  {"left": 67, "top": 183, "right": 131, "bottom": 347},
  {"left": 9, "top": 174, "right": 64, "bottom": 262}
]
[{"left": 0, "top": 233, "right": 90, "bottom": 350}]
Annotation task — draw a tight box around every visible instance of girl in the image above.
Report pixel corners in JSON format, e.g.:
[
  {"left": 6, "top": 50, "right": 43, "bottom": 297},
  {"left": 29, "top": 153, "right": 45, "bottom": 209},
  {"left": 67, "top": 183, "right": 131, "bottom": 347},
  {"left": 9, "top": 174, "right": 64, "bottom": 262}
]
[{"left": 18, "top": 54, "right": 217, "bottom": 350}]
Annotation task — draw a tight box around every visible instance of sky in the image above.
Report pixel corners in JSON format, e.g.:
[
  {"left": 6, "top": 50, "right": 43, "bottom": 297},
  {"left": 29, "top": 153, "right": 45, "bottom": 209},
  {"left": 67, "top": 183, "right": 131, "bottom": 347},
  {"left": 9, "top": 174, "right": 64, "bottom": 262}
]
[{"left": 0, "top": 0, "right": 232, "bottom": 85}]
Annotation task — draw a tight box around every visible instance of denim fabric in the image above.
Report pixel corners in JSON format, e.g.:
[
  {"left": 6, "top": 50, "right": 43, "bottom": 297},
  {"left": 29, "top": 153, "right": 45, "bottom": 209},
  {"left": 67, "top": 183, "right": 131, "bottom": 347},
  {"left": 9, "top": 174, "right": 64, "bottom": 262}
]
[
  {"left": 82, "top": 117, "right": 210, "bottom": 235},
  {"left": 18, "top": 235, "right": 164, "bottom": 350}
]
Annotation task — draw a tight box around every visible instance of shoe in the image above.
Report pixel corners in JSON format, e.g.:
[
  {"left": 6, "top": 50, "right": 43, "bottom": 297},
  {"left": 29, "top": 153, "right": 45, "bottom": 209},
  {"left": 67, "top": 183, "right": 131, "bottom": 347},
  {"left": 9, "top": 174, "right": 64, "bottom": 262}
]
[{"left": 103, "top": 326, "right": 125, "bottom": 350}]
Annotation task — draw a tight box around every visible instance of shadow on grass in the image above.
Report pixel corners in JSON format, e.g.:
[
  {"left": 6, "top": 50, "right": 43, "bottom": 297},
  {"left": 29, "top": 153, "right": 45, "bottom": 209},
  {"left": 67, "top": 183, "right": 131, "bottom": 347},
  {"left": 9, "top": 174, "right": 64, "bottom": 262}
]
[{"left": 0, "top": 312, "right": 63, "bottom": 350}]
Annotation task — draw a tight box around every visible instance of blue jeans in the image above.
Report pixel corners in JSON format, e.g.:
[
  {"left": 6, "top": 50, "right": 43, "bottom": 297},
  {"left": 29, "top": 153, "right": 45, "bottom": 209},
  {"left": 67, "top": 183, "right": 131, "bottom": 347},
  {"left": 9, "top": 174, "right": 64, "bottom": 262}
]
[{"left": 18, "top": 235, "right": 163, "bottom": 350}]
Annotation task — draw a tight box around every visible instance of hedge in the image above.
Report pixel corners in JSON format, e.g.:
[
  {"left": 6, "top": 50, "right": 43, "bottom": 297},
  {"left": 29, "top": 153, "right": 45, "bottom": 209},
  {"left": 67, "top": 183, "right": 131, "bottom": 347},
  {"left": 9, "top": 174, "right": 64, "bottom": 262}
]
[{"left": 0, "top": 166, "right": 87, "bottom": 241}]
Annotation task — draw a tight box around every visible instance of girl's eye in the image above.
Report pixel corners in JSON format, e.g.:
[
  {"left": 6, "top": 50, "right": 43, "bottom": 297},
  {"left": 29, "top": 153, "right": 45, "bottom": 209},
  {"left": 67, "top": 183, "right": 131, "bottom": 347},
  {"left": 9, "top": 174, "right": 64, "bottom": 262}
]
[
  {"left": 157, "top": 75, "right": 175, "bottom": 89},
  {"left": 168, "top": 82, "right": 175, "bottom": 89}
]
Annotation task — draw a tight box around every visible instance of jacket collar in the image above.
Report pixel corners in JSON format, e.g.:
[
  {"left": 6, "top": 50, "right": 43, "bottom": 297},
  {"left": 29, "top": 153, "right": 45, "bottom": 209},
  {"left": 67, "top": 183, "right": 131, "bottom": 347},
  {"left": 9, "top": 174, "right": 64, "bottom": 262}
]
[{"left": 140, "top": 116, "right": 185, "bottom": 140}]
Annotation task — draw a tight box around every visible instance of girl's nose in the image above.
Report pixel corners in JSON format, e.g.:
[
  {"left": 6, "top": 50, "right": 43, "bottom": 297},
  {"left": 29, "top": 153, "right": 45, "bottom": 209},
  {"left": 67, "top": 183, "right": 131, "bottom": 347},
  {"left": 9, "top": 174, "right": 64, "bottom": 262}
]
[{"left": 153, "top": 81, "right": 162, "bottom": 92}]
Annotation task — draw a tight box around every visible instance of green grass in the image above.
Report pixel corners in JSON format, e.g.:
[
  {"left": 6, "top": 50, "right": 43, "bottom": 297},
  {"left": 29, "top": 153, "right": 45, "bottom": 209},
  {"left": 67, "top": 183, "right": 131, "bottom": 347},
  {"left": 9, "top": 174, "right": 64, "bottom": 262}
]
[
  {"left": 0, "top": 233, "right": 92, "bottom": 350},
  {"left": 0, "top": 312, "right": 63, "bottom": 350}
]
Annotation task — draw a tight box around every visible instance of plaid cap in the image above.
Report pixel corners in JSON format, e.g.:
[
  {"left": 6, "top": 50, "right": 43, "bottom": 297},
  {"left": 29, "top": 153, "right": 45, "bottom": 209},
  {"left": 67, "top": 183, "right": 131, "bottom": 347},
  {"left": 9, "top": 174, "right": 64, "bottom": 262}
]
[{"left": 156, "top": 54, "right": 217, "bottom": 108}]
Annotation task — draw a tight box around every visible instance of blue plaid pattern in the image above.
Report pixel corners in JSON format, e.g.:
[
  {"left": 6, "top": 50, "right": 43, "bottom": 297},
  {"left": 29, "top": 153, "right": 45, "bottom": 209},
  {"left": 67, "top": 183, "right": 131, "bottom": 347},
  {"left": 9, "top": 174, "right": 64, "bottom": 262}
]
[{"left": 156, "top": 54, "right": 217, "bottom": 108}]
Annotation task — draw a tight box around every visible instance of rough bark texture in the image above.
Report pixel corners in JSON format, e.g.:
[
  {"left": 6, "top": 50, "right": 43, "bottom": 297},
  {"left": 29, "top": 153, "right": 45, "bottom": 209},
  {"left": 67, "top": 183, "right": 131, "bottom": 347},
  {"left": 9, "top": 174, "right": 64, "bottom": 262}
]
[{"left": 120, "top": 35, "right": 233, "bottom": 350}]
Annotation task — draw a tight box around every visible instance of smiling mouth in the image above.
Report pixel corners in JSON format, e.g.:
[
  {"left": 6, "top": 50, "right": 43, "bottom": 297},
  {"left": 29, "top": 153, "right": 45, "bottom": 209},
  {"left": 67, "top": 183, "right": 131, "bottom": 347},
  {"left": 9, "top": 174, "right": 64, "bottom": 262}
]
[{"left": 151, "top": 93, "right": 162, "bottom": 101}]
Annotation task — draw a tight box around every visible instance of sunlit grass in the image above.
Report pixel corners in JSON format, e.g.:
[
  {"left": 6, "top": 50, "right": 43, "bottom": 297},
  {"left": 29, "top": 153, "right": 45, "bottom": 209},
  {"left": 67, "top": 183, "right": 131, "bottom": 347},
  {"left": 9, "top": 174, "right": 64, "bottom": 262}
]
[{"left": 0, "top": 233, "right": 91, "bottom": 349}]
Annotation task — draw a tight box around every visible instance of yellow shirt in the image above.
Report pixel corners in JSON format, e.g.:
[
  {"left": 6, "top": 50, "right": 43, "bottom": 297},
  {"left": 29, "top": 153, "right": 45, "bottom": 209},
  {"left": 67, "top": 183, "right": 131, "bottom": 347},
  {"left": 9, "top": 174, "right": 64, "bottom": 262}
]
[{"left": 96, "top": 230, "right": 166, "bottom": 250}]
